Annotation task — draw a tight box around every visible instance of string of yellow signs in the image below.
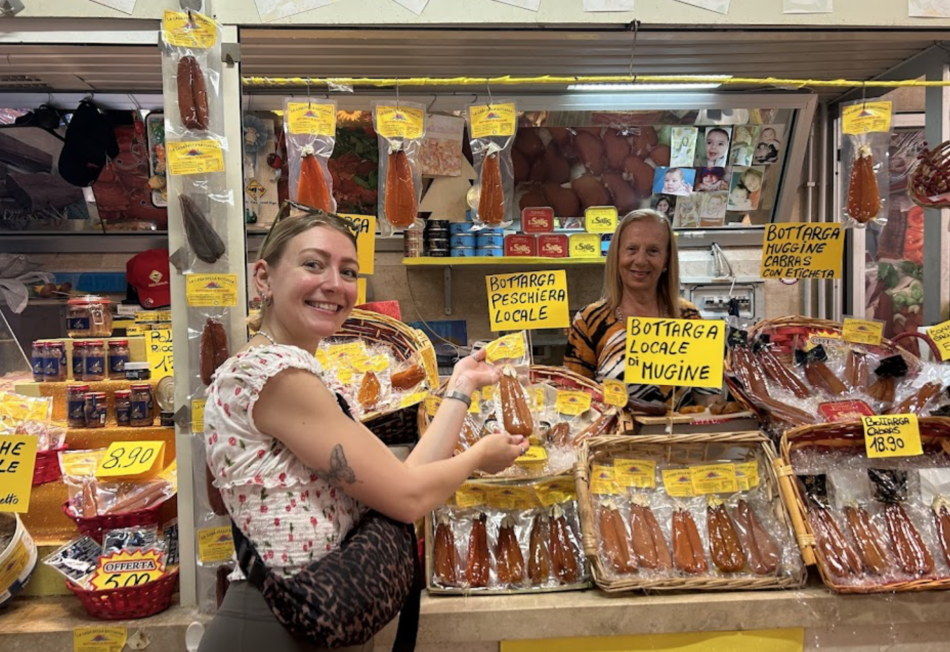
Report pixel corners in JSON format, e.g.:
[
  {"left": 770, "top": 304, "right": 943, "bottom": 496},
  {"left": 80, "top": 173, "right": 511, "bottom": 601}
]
[{"left": 241, "top": 74, "right": 950, "bottom": 89}]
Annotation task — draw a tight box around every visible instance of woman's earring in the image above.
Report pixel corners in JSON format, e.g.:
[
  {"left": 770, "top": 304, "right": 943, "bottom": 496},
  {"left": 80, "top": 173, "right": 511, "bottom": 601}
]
[{"left": 265, "top": 294, "right": 273, "bottom": 307}]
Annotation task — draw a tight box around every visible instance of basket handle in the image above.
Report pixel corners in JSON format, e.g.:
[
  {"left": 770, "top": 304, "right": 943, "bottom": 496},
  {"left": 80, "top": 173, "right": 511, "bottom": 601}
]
[
  {"left": 573, "top": 461, "right": 599, "bottom": 561},
  {"left": 892, "top": 331, "right": 943, "bottom": 362},
  {"left": 772, "top": 458, "right": 816, "bottom": 566}
]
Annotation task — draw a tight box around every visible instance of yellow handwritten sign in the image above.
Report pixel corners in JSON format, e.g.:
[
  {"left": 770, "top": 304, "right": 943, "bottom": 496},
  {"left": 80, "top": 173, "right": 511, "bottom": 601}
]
[
  {"left": 166, "top": 139, "right": 225, "bottom": 176},
  {"left": 96, "top": 441, "right": 166, "bottom": 480},
  {"left": 145, "top": 329, "right": 173, "bottom": 380},
  {"left": 585, "top": 206, "right": 618, "bottom": 234},
  {"left": 286, "top": 102, "right": 336, "bottom": 136},
  {"left": 74, "top": 626, "right": 128, "bottom": 652},
  {"left": 375, "top": 105, "right": 425, "bottom": 139},
  {"left": 614, "top": 458, "right": 657, "bottom": 489},
  {"left": 625, "top": 317, "right": 725, "bottom": 388},
  {"left": 661, "top": 468, "right": 694, "bottom": 498},
  {"left": 602, "top": 380, "right": 628, "bottom": 408},
  {"left": 690, "top": 463, "right": 739, "bottom": 495},
  {"left": 88, "top": 549, "right": 164, "bottom": 591},
  {"left": 192, "top": 399, "right": 206, "bottom": 434},
  {"left": 340, "top": 214, "right": 376, "bottom": 275},
  {"left": 569, "top": 233, "right": 601, "bottom": 258},
  {"left": 842, "top": 317, "right": 884, "bottom": 346},
  {"left": 355, "top": 278, "right": 367, "bottom": 305},
  {"left": 863, "top": 414, "right": 923, "bottom": 458},
  {"left": 469, "top": 103, "right": 517, "bottom": 138},
  {"left": 842, "top": 101, "right": 892, "bottom": 135},
  {"left": 197, "top": 525, "right": 235, "bottom": 565},
  {"left": 928, "top": 319, "right": 950, "bottom": 362},
  {"left": 186, "top": 274, "right": 239, "bottom": 307},
  {"left": 761, "top": 223, "right": 844, "bottom": 280},
  {"left": 0, "top": 436, "right": 36, "bottom": 513},
  {"left": 162, "top": 10, "right": 217, "bottom": 48},
  {"left": 486, "top": 270, "right": 569, "bottom": 332}
]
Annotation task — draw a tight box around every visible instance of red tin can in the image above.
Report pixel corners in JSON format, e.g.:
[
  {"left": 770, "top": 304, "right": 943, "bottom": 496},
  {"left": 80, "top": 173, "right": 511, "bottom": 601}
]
[
  {"left": 521, "top": 207, "right": 555, "bottom": 234},
  {"left": 538, "top": 234, "right": 569, "bottom": 258},
  {"left": 504, "top": 234, "right": 537, "bottom": 257}
]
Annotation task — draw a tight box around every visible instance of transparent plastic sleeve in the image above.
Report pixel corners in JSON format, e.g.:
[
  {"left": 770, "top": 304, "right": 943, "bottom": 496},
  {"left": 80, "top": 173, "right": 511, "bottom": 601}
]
[
  {"left": 373, "top": 101, "right": 426, "bottom": 236},
  {"left": 841, "top": 100, "right": 890, "bottom": 229},
  {"left": 284, "top": 97, "right": 337, "bottom": 214},
  {"left": 468, "top": 100, "right": 518, "bottom": 229},
  {"left": 161, "top": 10, "right": 223, "bottom": 140}
]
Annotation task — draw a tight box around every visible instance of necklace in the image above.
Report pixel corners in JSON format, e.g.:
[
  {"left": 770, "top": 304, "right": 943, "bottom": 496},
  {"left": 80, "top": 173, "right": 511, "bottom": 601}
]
[{"left": 256, "top": 330, "right": 278, "bottom": 346}]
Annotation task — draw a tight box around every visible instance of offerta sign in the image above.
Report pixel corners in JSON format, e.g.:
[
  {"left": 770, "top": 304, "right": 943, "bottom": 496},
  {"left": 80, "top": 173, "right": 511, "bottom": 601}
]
[
  {"left": 624, "top": 317, "right": 725, "bottom": 388},
  {"left": 486, "top": 270, "right": 569, "bottom": 332}
]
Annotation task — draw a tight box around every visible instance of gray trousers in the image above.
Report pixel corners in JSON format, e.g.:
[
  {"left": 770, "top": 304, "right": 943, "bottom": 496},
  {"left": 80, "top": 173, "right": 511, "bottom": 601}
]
[{"left": 198, "top": 581, "right": 375, "bottom": 652}]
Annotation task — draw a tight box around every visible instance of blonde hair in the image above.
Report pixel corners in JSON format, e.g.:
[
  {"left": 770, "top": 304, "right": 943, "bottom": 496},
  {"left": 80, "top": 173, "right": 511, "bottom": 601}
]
[
  {"left": 248, "top": 210, "right": 358, "bottom": 331},
  {"left": 603, "top": 209, "right": 681, "bottom": 319}
]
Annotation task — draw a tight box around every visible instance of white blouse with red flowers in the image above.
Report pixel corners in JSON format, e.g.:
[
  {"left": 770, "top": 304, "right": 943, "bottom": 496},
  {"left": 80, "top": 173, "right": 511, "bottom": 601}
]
[{"left": 204, "top": 343, "right": 363, "bottom": 578}]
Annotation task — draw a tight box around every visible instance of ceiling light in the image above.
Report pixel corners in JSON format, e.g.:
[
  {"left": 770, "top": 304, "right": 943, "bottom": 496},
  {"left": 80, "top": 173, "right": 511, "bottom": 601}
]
[{"left": 568, "top": 76, "right": 732, "bottom": 92}]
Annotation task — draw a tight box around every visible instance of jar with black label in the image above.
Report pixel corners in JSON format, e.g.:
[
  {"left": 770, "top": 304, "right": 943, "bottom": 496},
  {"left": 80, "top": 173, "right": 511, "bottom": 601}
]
[
  {"left": 125, "top": 362, "right": 151, "bottom": 381},
  {"left": 45, "top": 342, "right": 67, "bottom": 382},
  {"left": 71, "top": 341, "right": 86, "bottom": 380},
  {"left": 32, "top": 342, "right": 46, "bottom": 382},
  {"left": 108, "top": 340, "right": 130, "bottom": 380},
  {"left": 66, "top": 296, "right": 113, "bottom": 338},
  {"left": 66, "top": 384, "right": 89, "bottom": 428},
  {"left": 130, "top": 384, "right": 154, "bottom": 427},
  {"left": 114, "top": 389, "right": 131, "bottom": 427},
  {"left": 84, "top": 392, "right": 107, "bottom": 428},
  {"left": 82, "top": 340, "right": 106, "bottom": 382}
]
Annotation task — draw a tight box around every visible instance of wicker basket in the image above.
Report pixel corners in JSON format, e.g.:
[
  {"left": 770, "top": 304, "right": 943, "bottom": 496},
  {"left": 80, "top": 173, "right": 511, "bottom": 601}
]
[
  {"left": 779, "top": 417, "right": 950, "bottom": 593},
  {"left": 33, "top": 446, "right": 66, "bottom": 486},
  {"left": 62, "top": 500, "right": 167, "bottom": 543},
  {"left": 68, "top": 569, "right": 179, "bottom": 620},
  {"left": 910, "top": 140, "right": 950, "bottom": 209},
  {"left": 332, "top": 308, "right": 438, "bottom": 445},
  {"left": 575, "top": 432, "right": 807, "bottom": 593}
]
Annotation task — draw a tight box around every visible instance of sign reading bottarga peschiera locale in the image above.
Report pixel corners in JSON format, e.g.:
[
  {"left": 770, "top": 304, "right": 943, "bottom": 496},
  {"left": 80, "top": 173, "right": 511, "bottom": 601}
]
[
  {"left": 625, "top": 317, "right": 725, "bottom": 388},
  {"left": 486, "top": 270, "right": 570, "bottom": 331}
]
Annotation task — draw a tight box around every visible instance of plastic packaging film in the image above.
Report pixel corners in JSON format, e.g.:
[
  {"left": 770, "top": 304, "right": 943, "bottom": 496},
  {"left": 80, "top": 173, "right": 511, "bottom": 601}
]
[
  {"left": 373, "top": 100, "right": 426, "bottom": 235},
  {"left": 468, "top": 100, "right": 518, "bottom": 229},
  {"left": 841, "top": 99, "right": 891, "bottom": 229},
  {"left": 284, "top": 97, "right": 337, "bottom": 214}
]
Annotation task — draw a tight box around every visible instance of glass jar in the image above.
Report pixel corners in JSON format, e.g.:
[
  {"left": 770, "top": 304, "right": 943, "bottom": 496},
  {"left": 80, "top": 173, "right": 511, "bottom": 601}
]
[
  {"left": 82, "top": 341, "right": 106, "bottom": 382},
  {"left": 45, "top": 342, "right": 67, "bottom": 382},
  {"left": 130, "top": 384, "right": 154, "bottom": 427},
  {"left": 125, "top": 362, "right": 151, "bottom": 381},
  {"left": 83, "top": 392, "right": 107, "bottom": 428},
  {"left": 71, "top": 341, "right": 86, "bottom": 380},
  {"left": 114, "top": 389, "right": 131, "bottom": 427},
  {"left": 66, "top": 296, "right": 113, "bottom": 338},
  {"left": 66, "top": 384, "right": 89, "bottom": 429},
  {"left": 108, "top": 340, "right": 130, "bottom": 380},
  {"left": 32, "top": 342, "right": 46, "bottom": 382}
]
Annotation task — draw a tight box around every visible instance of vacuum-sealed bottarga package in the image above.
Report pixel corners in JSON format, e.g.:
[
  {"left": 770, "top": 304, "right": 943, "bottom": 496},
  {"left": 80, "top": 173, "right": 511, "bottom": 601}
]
[
  {"left": 841, "top": 100, "right": 892, "bottom": 228},
  {"left": 161, "top": 9, "right": 223, "bottom": 138},
  {"left": 284, "top": 98, "right": 337, "bottom": 213},
  {"left": 468, "top": 101, "right": 518, "bottom": 229},
  {"left": 374, "top": 101, "right": 426, "bottom": 235}
]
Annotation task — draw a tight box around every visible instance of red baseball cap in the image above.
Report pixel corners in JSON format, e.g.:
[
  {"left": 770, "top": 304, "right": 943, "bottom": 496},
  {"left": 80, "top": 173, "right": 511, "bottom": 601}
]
[{"left": 126, "top": 249, "right": 170, "bottom": 309}]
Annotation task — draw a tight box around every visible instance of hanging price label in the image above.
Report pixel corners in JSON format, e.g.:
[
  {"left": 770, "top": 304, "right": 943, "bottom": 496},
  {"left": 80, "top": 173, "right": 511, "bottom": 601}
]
[
  {"left": 863, "top": 414, "right": 923, "bottom": 458},
  {"left": 96, "top": 441, "right": 166, "bottom": 480}
]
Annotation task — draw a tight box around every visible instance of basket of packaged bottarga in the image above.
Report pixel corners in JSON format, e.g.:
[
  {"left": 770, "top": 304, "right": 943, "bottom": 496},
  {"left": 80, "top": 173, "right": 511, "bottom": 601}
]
[
  {"left": 418, "top": 339, "right": 624, "bottom": 480},
  {"left": 910, "top": 139, "right": 950, "bottom": 209},
  {"left": 575, "top": 432, "right": 806, "bottom": 593},
  {"left": 426, "top": 475, "right": 589, "bottom": 595},
  {"left": 318, "top": 308, "right": 439, "bottom": 445},
  {"left": 724, "top": 316, "right": 950, "bottom": 436},
  {"left": 779, "top": 417, "right": 950, "bottom": 593}
]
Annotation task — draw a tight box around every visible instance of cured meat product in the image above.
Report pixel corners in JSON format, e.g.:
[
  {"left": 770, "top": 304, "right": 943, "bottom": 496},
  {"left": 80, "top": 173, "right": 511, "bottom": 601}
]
[
  {"left": 433, "top": 515, "right": 459, "bottom": 586},
  {"left": 570, "top": 412, "right": 616, "bottom": 448},
  {"left": 180, "top": 194, "right": 226, "bottom": 264},
  {"left": 598, "top": 500, "right": 635, "bottom": 574},
  {"left": 808, "top": 505, "right": 862, "bottom": 577},
  {"left": 847, "top": 144, "right": 881, "bottom": 223},
  {"left": 391, "top": 364, "right": 426, "bottom": 391},
  {"left": 550, "top": 505, "right": 581, "bottom": 584},
  {"left": 177, "top": 55, "right": 209, "bottom": 130},
  {"left": 627, "top": 398, "right": 668, "bottom": 416},
  {"left": 384, "top": 149, "right": 418, "bottom": 228},
  {"left": 732, "top": 346, "right": 767, "bottom": 397},
  {"left": 200, "top": 318, "right": 229, "bottom": 386},
  {"left": 528, "top": 513, "right": 551, "bottom": 586},
  {"left": 499, "top": 365, "right": 533, "bottom": 436},
  {"left": 358, "top": 371, "right": 381, "bottom": 411},
  {"left": 495, "top": 515, "right": 526, "bottom": 586},
  {"left": 844, "top": 352, "right": 869, "bottom": 391},
  {"left": 629, "top": 495, "right": 671, "bottom": 570},
  {"left": 465, "top": 514, "right": 490, "bottom": 588},
  {"left": 758, "top": 347, "right": 810, "bottom": 399},
  {"left": 884, "top": 502, "right": 934, "bottom": 576},
  {"left": 932, "top": 496, "right": 950, "bottom": 568},
  {"left": 672, "top": 506, "right": 707, "bottom": 574},
  {"left": 297, "top": 146, "right": 333, "bottom": 212},
  {"left": 707, "top": 497, "right": 745, "bottom": 573},
  {"left": 478, "top": 151, "right": 506, "bottom": 225},
  {"left": 887, "top": 382, "right": 942, "bottom": 415},
  {"left": 867, "top": 376, "right": 896, "bottom": 405},
  {"left": 844, "top": 505, "right": 890, "bottom": 576},
  {"left": 803, "top": 359, "right": 848, "bottom": 396},
  {"left": 548, "top": 422, "right": 571, "bottom": 448},
  {"left": 732, "top": 500, "right": 779, "bottom": 575}
]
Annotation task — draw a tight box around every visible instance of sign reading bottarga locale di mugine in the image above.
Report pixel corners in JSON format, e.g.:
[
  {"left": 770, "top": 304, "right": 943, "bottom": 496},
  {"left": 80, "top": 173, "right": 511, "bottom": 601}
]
[{"left": 625, "top": 317, "right": 725, "bottom": 388}]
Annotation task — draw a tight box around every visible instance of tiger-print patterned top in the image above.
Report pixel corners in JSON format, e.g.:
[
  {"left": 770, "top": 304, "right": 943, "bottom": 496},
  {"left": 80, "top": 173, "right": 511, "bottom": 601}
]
[{"left": 563, "top": 298, "right": 716, "bottom": 406}]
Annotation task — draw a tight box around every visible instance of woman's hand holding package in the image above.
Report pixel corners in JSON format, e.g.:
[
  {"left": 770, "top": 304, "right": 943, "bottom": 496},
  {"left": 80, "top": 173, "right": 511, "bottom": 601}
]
[{"left": 472, "top": 433, "right": 526, "bottom": 475}]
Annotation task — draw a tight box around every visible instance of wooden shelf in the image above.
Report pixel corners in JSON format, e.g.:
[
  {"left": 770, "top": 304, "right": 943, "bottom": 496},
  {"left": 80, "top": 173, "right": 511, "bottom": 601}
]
[{"left": 403, "top": 256, "right": 605, "bottom": 266}]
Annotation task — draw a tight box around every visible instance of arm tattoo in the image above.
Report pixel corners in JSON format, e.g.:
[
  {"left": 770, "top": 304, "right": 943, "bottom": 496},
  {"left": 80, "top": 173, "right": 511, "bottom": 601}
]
[{"left": 315, "top": 444, "right": 359, "bottom": 486}]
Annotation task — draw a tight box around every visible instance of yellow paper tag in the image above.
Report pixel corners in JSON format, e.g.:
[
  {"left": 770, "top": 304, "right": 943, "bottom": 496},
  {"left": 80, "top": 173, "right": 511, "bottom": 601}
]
[
  {"left": 145, "top": 329, "right": 174, "bottom": 381},
  {"left": 315, "top": 349, "right": 329, "bottom": 368},
  {"left": 0, "top": 436, "right": 37, "bottom": 513},
  {"left": 400, "top": 391, "right": 428, "bottom": 409},
  {"left": 375, "top": 105, "right": 425, "bottom": 139},
  {"left": 326, "top": 341, "right": 366, "bottom": 360},
  {"left": 927, "top": 319, "right": 950, "bottom": 362},
  {"left": 863, "top": 414, "right": 923, "bottom": 458},
  {"left": 74, "top": 626, "right": 128, "bottom": 652},
  {"left": 585, "top": 206, "right": 618, "bottom": 234},
  {"left": 482, "top": 385, "right": 495, "bottom": 402},
  {"left": 191, "top": 399, "right": 206, "bottom": 434},
  {"left": 761, "top": 223, "right": 845, "bottom": 280},
  {"left": 95, "top": 441, "right": 166, "bottom": 480},
  {"left": 166, "top": 139, "right": 225, "bottom": 176},
  {"left": 842, "top": 317, "right": 884, "bottom": 346},
  {"left": 135, "top": 310, "right": 171, "bottom": 324},
  {"left": 186, "top": 274, "right": 239, "bottom": 307},
  {"left": 424, "top": 394, "right": 441, "bottom": 417},
  {"left": 126, "top": 325, "right": 147, "bottom": 336},
  {"left": 418, "top": 340, "right": 440, "bottom": 387},
  {"left": 515, "top": 445, "right": 548, "bottom": 467},
  {"left": 59, "top": 449, "right": 107, "bottom": 477},
  {"left": 468, "top": 103, "right": 517, "bottom": 138},
  {"left": 485, "top": 485, "right": 537, "bottom": 510},
  {"left": 340, "top": 214, "right": 377, "bottom": 276},
  {"left": 286, "top": 102, "right": 336, "bottom": 136},
  {"left": 569, "top": 233, "right": 601, "bottom": 258},
  {"left": 555, "top": 390, "right": 592, "bottom": 416},
  {"left": 590, "top": 464, "right": 620, "bottom": 495},
  {"left": 662, "top": 468, "right": 696, "bottom": 498},
  {"left": 690, "top": 463, "right": 739, "bottom": 495},
  {"left": 354, "top": 354, "right": 390, "bottom": 373},
  {"left": 484, "top": 332, "right": 527, "bottom": 364},
  {"left": 454, "top": 483, "right": 486, "bottom": 508},
  {"left": 162, "top": 10, "right": 217, "bottom": 48},
  {"left": 468, "top": 390, "right": 481, "bottom": 414},
  {"left": 197, "top": 525, "right": 235, "bottom": 564},
  {"left": 532, "top": 387, "right": 546, "bottom": 411},
  {"left": 614, "top": 458, "right": 657, "bottom": 489},
  {"left": 625, "top": 317, "right": 725, "bottom": 389},
  {"left": 534, "top": 476, "right": 577, "bottom": 506},
  {"left": 736, "top": 461, "right": 760, "bottom": 491},
  {"left": 88, "top": 549, "right": 165, "bottom": 591},
  {"left": 336, "top": 367, "right": 355, "bottom": 385},
  {"left": 842, "top": 101, "right": 893, "bottom": 135},
  {"left": 602, "top": 380, "right": 628, "bottom": 408},
  {"left": 486, "top": 270, "right": 570, "bottom": 332}
]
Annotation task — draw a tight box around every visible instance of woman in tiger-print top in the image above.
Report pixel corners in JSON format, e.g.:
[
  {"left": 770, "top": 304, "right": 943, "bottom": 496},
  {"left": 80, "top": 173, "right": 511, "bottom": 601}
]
[{"left": 563, "top": 209, "right": 719, "bottom": 408}]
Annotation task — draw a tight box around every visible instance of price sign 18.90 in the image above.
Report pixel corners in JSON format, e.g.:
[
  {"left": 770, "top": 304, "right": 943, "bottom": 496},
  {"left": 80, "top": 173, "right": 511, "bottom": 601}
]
[{"left": 863, "top": 414, "right": 923, "bottom": 459}]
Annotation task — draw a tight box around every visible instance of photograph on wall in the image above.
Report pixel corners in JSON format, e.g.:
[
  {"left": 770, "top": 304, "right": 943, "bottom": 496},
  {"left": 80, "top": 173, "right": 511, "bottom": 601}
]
[
  {"left": 653, "top": 166, "right": 695, "bottom": 197},
  {"left": 729, "top": 125, "right": 759, "bottom": 166},
  {"left": 696, "top": 126, "right": 732, "bottom": 167},
  {"left": 672, "top": 193, "right": 701, "bottom": 228},
  {"left": 728, "top": 166, "right": 765, "bottom": 211},
  {"left": 909, "top": 0, "right": 950, "bottom": 17},
  {"left": 695, "top": 167, "right": 730, "bottom": 192},
  {"left": 699, "top": 191, "right": 728, "bottom": 227},
  {"left": 753, "top": 124, "right": 785, "bottom": 164},
  {"left": 652, "top": 194, "right": 677, "bottom": 221},
  {"left": 669, "top": 126, "right": 699, "bottom": 167}
]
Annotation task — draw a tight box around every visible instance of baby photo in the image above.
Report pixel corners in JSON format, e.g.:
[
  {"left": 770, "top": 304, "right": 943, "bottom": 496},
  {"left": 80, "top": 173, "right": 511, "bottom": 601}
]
[
  {"left": 728, "top": 166, "right": 765, "bottom": 211},
  {"left": 653, "top": 167, "right": 696, "bottom": 197},
  {"left": 699, "top": 192, "right": 727, "bottom": 227},
  {"left": 670, "top": 126, "right": 699, "bottom": 167},
  {"left": 753, "top": 124, "right": 785, "bottom": 164},
  {"left": 729, "top": 125, "right": 758, "bottom": 166},
  {"left": 673, "top": 193, "right": 701, "bottom": 228},
  {"left": 651, "top": 194, "right": 677, "bottom": 221},
  {"left": 695, "top": 167, "right": 730, "bottom": 192},
  {"left": 697, "top": 126, "right": 732, "bottom": 167}
]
